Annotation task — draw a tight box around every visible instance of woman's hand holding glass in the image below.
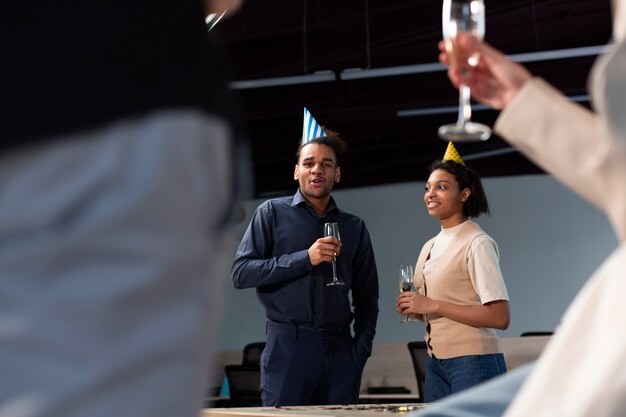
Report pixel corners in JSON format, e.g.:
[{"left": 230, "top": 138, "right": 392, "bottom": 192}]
[
  {"left": 437, "top": 29, "right": 533, "bottom": 111},
  {"left": 396, "top": 288, "right": 435, "bottom": 322},
  {"left": 398, "top": 265, "right": 420, "bottom": 323},
  {"left": 437, "top": 0, "right": 491, "bottom": 142}
]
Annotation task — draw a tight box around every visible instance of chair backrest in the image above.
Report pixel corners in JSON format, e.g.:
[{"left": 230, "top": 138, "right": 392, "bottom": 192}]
[
  {"left": 520, "top": 331, "right": 553, "bottom": 337},
  {"left": 242, "top": 342, "right": 266, "bottom": 365},
  {"left": 224, "top": 364, "right": 262, "bottom": 407},
  {"left": 407, "top": 341, "right": 428, "bottom": 401}
]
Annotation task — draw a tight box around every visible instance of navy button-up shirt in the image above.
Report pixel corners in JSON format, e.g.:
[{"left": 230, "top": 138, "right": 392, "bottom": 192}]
[{"left": 232, "top": 189, "right": 379, "bottom": 354}]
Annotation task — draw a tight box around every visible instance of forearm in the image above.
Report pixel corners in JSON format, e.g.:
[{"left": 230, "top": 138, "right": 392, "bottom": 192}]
[
  {"left": 353, "top": 300, "right": 378, "bottom": 353},
  {"left": 431, "top": 299, "right": 510, "bottom": 330},
  {"left": 352, "top": 279, "right": 379, "bottom": 355},
  {"left": 231, "top": 250, "right": 311, "bottom": 288},
  {"left": 351, "top": 226, "right": 380, "bottom": 354}
]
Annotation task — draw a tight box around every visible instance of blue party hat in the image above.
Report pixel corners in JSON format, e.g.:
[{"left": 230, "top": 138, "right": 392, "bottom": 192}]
[{"left": 302, "top": 107, "right": 326, "bottom": 144}]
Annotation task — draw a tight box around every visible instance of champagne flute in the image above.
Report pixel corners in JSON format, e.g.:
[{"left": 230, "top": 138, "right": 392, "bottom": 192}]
[
  {"left": 324, "top": 222, "right": 345, "bottom": 286},
  {"left": 399, "top": 265, "right": 416, "bottom": 323},
  {"left": 438, "top": 0, "right": 491, "bottom": 143}
]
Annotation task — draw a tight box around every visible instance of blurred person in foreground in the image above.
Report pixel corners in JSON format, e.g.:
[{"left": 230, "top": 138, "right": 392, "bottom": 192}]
[
  {"left": 232, "top": 110, "right": 379, "bottom": 406},
  {"left": 0, "top": 1, "right": 248, "bottom": 417},
  {"left": 408, "top": 2, "right": 626, "bottom": 417}
]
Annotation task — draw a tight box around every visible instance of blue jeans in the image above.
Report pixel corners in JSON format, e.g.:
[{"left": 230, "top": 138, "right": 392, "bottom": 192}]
[
  {"left": 411, "top": 363, "right": 534, "bottom": 417},
  {"left": 425, "top": 353, "right": 507, "bottom": 402}
]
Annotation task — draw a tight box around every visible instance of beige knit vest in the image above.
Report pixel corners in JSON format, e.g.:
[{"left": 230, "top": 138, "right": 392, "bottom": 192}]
[{"left": 415, "top": 221, "right": 502, "bottom": 359}]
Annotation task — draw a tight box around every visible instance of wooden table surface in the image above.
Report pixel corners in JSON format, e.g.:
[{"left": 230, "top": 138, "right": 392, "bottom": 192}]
[{"left": 203, "top": 404, "right": 428, "bottom": 417}]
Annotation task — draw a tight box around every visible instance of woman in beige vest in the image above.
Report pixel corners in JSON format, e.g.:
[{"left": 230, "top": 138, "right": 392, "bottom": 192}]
[{"left": 397, "top": 150, "right": 510, "bottom": 402}]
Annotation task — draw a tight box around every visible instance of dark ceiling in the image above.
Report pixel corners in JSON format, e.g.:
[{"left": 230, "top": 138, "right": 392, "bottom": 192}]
[{"left": 212, "top": 0, "right": 612, "bottom": 197}]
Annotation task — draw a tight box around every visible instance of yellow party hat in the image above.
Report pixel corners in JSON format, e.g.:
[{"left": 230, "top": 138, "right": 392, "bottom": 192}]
[{"left": 442, "top": 141, "right": 464, "bottom": 165}]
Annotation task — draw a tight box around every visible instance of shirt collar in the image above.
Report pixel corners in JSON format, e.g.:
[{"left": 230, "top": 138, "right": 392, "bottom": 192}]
[
  {"left": 292, "top": 189, "right": 339, "bottom": 214},
  {"left": 439, "top": 219, "right": 469, "bottom": 237}
]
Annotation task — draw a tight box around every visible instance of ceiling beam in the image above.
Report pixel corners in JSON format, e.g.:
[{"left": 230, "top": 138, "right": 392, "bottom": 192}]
[{"left": 229, "top": 70, "right": 336, "bottom": 89}]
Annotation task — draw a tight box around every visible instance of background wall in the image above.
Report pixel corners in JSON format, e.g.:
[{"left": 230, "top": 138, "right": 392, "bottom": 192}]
[{"left": 218, "top": 174, "right": 618, "bottom": 350}]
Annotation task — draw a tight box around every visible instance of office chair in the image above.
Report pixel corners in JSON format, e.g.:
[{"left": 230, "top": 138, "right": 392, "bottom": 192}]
[
  {"left": 407, "top": 341, "right": 428, "bottom": 401},
  {"left": 242, "top": 342, "right": 266, "bottom": 365},
  {"left": 224, "top": 364, "right": 262, "bottom": 407}
]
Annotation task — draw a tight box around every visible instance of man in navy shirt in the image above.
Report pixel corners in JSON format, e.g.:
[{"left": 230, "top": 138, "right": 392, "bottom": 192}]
[{"left": 232, "top": 130, "right": 379, "bottom": 406}]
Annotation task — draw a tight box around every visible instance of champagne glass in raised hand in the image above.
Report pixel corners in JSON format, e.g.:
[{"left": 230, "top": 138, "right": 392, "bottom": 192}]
[
  {"left": 399, "top": 265, "right": 416, "bottom": 323},
  {"left": 438, "top": 0, "right": 491, "bottom": 143},
  {"left": 324, "top": 222, "right": 345, "bottom": 286}
]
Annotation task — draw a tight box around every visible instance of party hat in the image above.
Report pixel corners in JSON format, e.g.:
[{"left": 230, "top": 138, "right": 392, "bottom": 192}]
[
  {"left": 442, "top": 141, "right": 464, "bottom": 165},
  {"left": 302, "top": 107, "right": 326, "bottom": 144}
]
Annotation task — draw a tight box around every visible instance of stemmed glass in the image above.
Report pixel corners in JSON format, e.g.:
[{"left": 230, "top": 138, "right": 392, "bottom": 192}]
[
  {"left": 324, "top": 222, "right": 345, "bottom": 286},
  {"left": 438, "top": 0, "right": 491, "bottom": 143},
  {"left": 399, "top": 265, "right": 417, "bottom": 323}
]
